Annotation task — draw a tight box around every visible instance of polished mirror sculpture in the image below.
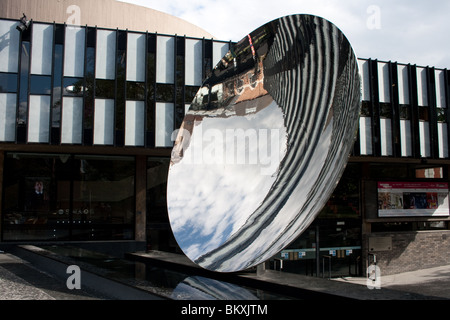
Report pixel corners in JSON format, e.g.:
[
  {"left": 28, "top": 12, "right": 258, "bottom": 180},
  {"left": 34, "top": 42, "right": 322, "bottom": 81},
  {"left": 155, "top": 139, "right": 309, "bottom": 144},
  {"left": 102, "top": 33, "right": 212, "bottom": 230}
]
[{"left": 167, "top": 14, "right": 361, "bottom": 272}]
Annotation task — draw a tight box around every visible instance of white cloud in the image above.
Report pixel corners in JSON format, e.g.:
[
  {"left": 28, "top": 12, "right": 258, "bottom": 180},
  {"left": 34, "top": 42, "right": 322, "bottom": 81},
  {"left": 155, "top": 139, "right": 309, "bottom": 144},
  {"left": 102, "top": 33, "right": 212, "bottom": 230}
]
[{"left": 119, "top": 0, "right": 450, "bottom": 69}]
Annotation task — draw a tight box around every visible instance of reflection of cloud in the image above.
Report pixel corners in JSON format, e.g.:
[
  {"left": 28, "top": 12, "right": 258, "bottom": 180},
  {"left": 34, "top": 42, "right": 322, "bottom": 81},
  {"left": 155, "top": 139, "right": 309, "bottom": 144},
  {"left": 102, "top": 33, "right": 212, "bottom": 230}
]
[
  {"left": 210, "top": 120, "right": 333, "bottom": 271},
  {"left": 168, "top": 15, "right": 360, "bottom": 272},
  {"left": 167, "top": 101, "right": 287, "bottom": 260},
  {"left": 189, "top": 15, "right": 360, "bottom": 272}
]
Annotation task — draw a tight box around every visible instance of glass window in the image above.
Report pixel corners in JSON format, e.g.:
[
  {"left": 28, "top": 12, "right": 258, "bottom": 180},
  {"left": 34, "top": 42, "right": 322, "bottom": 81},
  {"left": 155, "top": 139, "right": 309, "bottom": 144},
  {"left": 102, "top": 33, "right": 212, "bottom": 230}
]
[
  {"left": 52, "top": 45, "right": 64, "bottom": 129},
  {"left": 203, "top": 39, "right": 213, "bottom": 80},
  {"left": 185, "top": 86, "right": 200, "bottom": 105},
  {"left": 146, "top": 51, "right": 155, "bottom": 101},
  {"left": 379, "top": 102, "right": 392, "bottom": 119},
  {"left": 71, "top": 155, "right": 135, "bottom": 240},
  {"left": 419, "top": 106, "right": 429, "bottom": 121},
  {"left": 126, "top": 82, "right": 145, "bottom": 101},
  {"left": 17, "top": 42, "right": 30, "bottom": 141},
  {"left": 95, "top": 79, "right": 115, "bottom": 99},
  {"left": 0, "top": 73, "right": 18, "bottom": 93},
  {"left": 156, "top": 84, "right": 174, "bottom": 102},
  {"left": 63, "top": 77, "right": 84, "bottom": 96},
  {"left": 415, "top": 166, "right": 444, "bottom": 179},
  {"left": 2, "top": 153, "right": 72, "bottom": 240},
  {"left": 54, "top": 24, "right": 65, "bottom": 45},
  {"left": 437, "top": 108, "right": 447, "bottom": 123},
  {"left": 30, "top": 75, "right": 52, "bottom": 95},
  {"left": 2, "top": 153, "right": 135, "bottom": 241},
  {"left": 399, "top": 104, "right": 411, "bottom": 120},
  {"left": 146, "top": 157, "right": 179, "bottom": 252}
]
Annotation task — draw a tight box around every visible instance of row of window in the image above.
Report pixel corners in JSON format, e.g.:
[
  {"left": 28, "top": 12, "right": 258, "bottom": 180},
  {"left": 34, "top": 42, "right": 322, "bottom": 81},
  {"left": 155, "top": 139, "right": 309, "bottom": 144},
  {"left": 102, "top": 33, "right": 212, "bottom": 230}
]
[
  {"left": 357, "top": 59, "right": 449, "bottom": 159},
  {"left": 1, "top": 19, "right": 450, "bottom": 158},
  {"left": 0, "top": 19, "right": 229, "bottom": 147}
]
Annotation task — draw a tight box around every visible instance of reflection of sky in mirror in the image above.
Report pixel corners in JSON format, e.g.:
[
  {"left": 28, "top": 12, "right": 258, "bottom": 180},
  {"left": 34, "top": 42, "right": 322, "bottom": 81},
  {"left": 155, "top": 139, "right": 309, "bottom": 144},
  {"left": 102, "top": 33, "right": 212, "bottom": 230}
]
[
  {"left": 168, "top": 15, "right": 361, "bottom": 272},
  {"left": 206, "top": 120, "right": 334, "bottom": 271},
  {"left": 167, "top": 100, "right": 287, "bottom": 261}
]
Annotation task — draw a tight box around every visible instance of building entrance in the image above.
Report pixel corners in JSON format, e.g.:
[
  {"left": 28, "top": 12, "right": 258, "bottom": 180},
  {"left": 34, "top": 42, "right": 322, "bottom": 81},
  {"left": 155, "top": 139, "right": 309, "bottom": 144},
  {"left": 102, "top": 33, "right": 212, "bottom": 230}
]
[
  {"left": 276, "top": 164, "right": 363, "bottom": 277},
  {"left": 2, "top": 153, "right": 135, "bottom": 241}
]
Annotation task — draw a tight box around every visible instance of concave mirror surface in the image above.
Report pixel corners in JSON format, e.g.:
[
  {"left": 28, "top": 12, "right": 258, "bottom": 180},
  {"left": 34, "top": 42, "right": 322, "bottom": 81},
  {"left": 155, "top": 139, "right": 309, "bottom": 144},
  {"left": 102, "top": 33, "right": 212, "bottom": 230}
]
[{"left": 167, "top": 14, "right": 361, "bottom": 272}]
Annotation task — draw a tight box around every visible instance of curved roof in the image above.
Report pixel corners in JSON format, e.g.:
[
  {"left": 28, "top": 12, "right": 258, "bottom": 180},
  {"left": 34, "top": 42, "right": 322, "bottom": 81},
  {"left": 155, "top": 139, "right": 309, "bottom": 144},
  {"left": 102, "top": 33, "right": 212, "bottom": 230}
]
[{"left": 0, "top": 0, "right": 215, "bottom": 38}]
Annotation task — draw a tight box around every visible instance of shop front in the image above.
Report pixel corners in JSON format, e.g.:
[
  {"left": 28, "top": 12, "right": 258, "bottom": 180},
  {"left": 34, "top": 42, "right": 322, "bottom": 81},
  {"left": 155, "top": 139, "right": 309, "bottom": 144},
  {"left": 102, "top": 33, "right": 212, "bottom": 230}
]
[{"left": 2, "top": 152, "right": 136, "bottom": 241}]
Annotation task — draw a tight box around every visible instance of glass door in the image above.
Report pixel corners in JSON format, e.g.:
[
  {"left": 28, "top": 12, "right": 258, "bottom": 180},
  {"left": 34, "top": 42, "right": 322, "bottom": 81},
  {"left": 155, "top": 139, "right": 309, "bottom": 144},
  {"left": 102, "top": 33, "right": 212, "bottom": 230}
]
[
  {"left": 2, "top": 153, "right": 135, "bottom": 241},
  {"left": 2, "top": 153, "right": 72, "bottom": 240}
]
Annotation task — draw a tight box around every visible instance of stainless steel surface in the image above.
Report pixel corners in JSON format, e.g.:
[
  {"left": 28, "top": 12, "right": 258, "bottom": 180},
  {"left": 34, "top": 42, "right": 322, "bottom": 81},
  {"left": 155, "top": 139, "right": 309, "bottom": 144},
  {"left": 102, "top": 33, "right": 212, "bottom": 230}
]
[{"left": 167, "top": 14, "right": 361, "bottom": 272}]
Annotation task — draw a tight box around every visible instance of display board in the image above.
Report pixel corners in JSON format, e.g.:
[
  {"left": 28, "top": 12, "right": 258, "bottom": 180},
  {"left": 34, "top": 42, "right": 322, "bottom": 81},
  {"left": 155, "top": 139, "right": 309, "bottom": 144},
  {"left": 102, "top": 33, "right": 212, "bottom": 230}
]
[{"left": 378, "top": 181, "right": 450, "bottom": 217}]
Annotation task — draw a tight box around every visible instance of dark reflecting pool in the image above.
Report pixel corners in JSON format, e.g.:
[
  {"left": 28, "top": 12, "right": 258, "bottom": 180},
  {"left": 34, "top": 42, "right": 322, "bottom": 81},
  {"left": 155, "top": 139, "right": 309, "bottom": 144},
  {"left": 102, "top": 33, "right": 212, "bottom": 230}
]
[{"left": 40, "top": 245, "right": 295, "bottom": 300}]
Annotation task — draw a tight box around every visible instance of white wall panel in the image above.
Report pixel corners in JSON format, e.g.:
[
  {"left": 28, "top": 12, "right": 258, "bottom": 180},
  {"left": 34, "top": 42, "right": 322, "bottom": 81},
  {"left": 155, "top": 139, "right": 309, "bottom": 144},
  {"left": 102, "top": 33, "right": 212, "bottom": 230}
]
[
  {"left": 400, "top": 119, "right": 412, "bottom": 157},
  {"left": 185, "top": 39, "right": 203, "bottom": 86},
  {"left": 94, "top": 98, "right": 114, "bottom": 145},
  {"left": 0, "top": 20, "right": 20, "bottom": 73},
  {"left": 31, "top": 23, "right": 53, "bottom": 75},
  {"left": 397, "top": 64, "right": 410, "bottom": 105},
  {"left": 359, "top": 116, "right": 372, "bottom": 155},
  {"left": 156, "top": 36, "right": 174, "bottom": 84},
  {"left": 380, "top": 118, "right": 392, "bottom": 156},
  {"left": 419, "top": 121, "right": 430, "bottom": 157},
  {"left": 416, "top": 67, "right": 428, "bottom": 107},
  {"left": 155, "top": 102, "right": 174, "bottom": 147},
  {"left": 61, "top": 97, "right": 83, "bottom": 144},
  {"left": 126, "top": 32, "right": 146, "bottom": 82},
  {"left": 435, "top": 69, "right": 446, "bottom": 108},
  {"left": 96, "top": 30, "right": 116, "bottom": 80},
  {"left": 64, "top": 26, "right": 86, "bottom": 77},
  {"left": 377, "top": 62, "right": 390, "bottom": 103},
  {"left": 358, "top": 59, "right": 370, "bottom": 101},
  {"left": 0, "top": 93, "right": 16, "bottom": 141},
  {"left": 438, "top": 122, "right": 448, "bottom": 158},
  {"left": 125, "top": 100, "right": 144, "bottom": 146},
  {"left": 213, "top": 41, "right": 229, "bottom": 68},
  {"left": 28, "top": 95, "right": 50, "bottom": 142}
]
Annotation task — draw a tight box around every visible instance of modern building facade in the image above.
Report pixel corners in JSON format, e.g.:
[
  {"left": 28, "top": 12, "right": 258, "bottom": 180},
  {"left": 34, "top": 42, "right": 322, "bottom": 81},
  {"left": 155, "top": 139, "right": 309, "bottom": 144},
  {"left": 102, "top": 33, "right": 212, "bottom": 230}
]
[{"left": 1, "top": 0, "right": 449, "bottom": 277}]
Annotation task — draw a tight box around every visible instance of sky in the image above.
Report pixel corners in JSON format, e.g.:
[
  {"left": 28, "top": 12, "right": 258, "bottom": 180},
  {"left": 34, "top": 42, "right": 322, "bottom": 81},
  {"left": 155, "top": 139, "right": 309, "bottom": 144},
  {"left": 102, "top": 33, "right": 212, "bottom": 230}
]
[{"left": 118, "top": 0, "right": 450, "bottom": 69}]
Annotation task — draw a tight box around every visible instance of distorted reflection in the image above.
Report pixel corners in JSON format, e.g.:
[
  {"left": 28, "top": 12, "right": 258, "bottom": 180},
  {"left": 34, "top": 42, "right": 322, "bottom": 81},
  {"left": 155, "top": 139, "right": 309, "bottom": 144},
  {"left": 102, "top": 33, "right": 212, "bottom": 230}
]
[
  {"left": 167, "top": 14, "right": 361, "bottom": 272},
  {"left": 172, "top": 276, "right": 259, "bottom": 300}
]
